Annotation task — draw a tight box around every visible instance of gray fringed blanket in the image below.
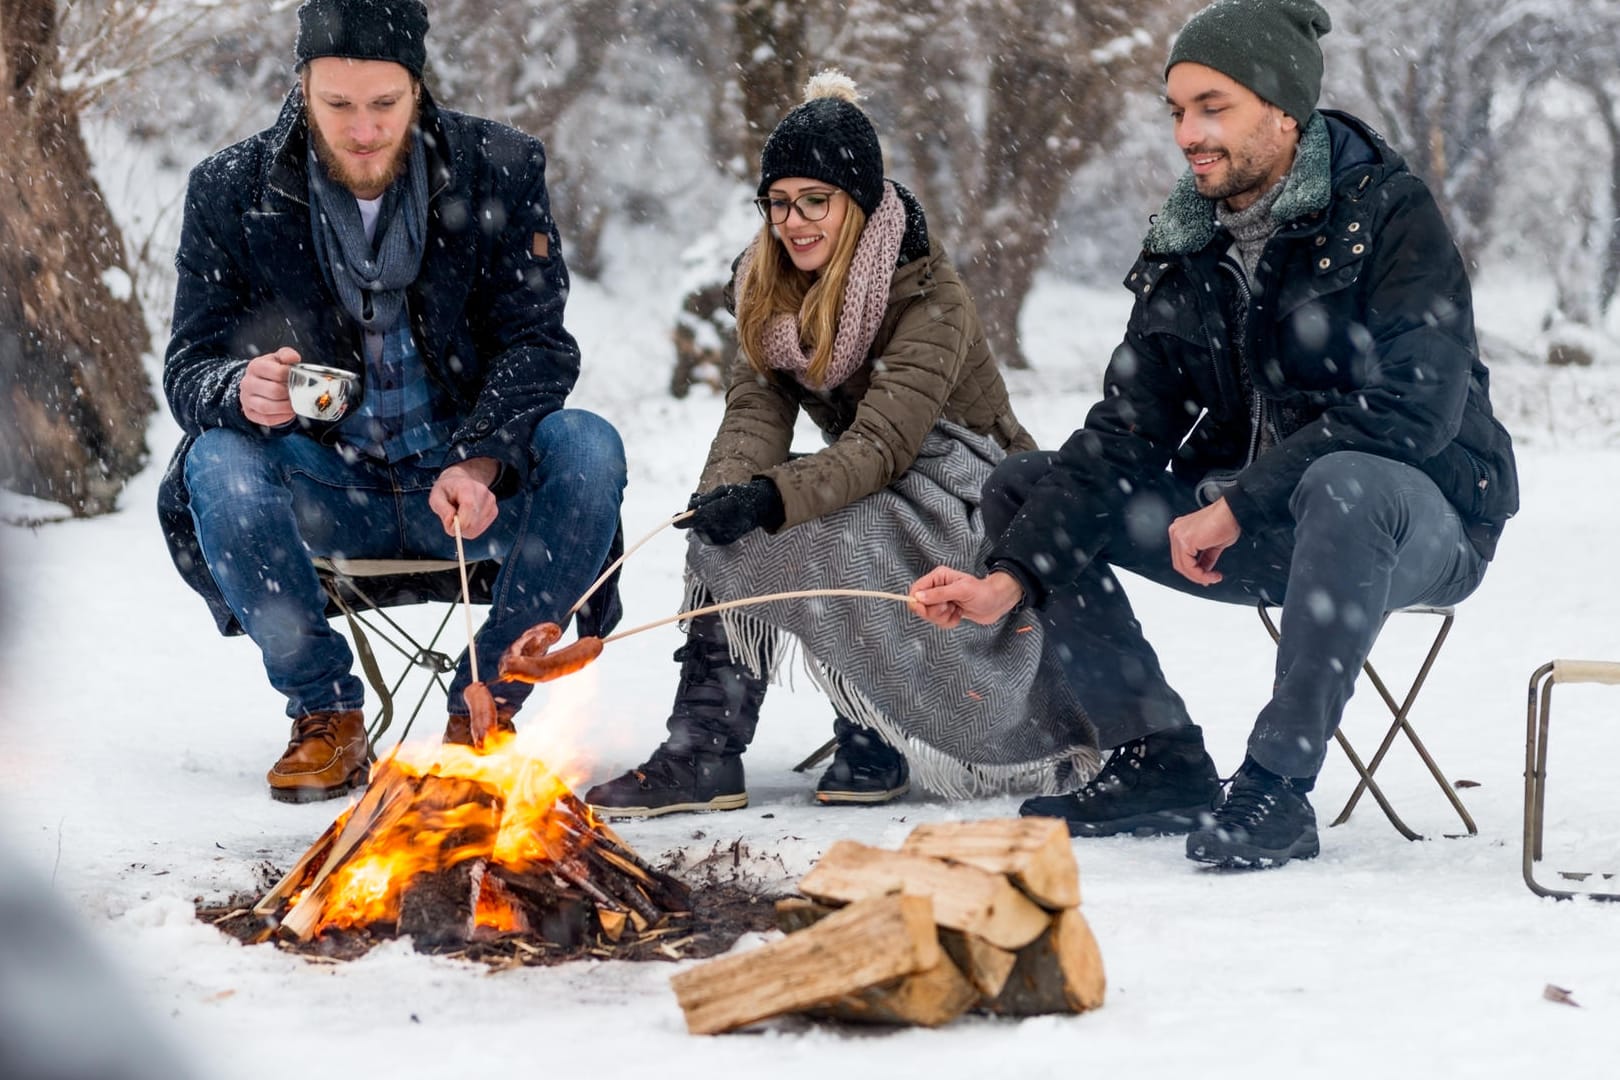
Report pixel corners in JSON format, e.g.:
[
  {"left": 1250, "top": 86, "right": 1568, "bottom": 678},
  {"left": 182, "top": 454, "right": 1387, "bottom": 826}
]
[{"left": 684, "top": 422, "right": 1098, "bottom": 797}]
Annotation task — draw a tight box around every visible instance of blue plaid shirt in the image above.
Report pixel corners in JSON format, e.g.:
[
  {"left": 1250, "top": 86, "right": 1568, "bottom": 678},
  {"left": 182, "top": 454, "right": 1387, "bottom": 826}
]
[{"left": 337, "top": 317, "right": 458, "bottom": 465}]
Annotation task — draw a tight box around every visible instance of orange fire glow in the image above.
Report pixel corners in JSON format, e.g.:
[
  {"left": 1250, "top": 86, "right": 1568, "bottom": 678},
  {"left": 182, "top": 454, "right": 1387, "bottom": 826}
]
[{"left": 301, "top": 728, "right": 596, "bottom": 935}]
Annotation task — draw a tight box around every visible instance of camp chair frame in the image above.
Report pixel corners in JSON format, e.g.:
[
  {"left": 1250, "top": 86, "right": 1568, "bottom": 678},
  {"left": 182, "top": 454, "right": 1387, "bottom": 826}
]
[
  {"left": 314, "top": 557, "right": 490, "bottom": 753},
  {"left": 1259, "top": 603, "right": 1476, "bottom": 841},
  {"left": 1523, "top": 660, "right": 1620, "bottom": 901}
]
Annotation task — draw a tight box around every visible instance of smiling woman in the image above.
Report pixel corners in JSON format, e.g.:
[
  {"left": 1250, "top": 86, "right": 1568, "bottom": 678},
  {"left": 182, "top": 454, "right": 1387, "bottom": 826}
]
[{"left": 581, "top": 71, "right": 1096, "bottom": 820}]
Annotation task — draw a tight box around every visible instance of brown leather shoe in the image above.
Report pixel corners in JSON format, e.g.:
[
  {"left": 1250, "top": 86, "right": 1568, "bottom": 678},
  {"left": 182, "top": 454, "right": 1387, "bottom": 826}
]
[
  {"left": 267, "top": 709, "right": 371, "bottom": 803},
  {"left": 442, "top": 711, "right": 517, "bottom": 747}
]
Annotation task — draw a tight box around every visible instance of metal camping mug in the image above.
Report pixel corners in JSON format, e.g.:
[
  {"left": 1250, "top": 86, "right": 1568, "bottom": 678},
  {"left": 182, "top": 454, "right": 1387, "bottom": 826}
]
[{"left": 286, "top": 362, "right": 357, "bottom": 422}]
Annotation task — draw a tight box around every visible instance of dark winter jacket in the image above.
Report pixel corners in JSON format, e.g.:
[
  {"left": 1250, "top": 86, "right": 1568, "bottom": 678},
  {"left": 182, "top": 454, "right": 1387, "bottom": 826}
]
[
  {"left": 700, "top": 186, "right": 1036, "bottom": 528},
  {"left": 158, "top": 87, "right": 601, "bottom": 635},
  {"left": 990, "top": 110, "right": 1518, "bottom": 604}
]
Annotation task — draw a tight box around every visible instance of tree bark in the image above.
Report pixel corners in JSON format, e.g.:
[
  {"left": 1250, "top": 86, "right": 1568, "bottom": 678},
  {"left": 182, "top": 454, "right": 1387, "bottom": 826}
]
[{"left": 0, "top": 0, "right": 152, "bottom": 516}]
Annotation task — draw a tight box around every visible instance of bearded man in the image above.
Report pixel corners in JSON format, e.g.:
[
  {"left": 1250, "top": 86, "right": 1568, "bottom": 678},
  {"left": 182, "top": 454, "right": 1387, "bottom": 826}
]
[
  {"left": 159, "top": 0, "right": 625, "bottom": 802},
  {"left": 912, "top": 0, "right": 1518, "bottom": 868}
]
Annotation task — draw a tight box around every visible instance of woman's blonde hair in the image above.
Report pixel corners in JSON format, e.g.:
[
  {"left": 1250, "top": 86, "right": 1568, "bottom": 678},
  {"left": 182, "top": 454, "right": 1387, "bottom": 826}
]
[{"left": 735, "top": 195, "right": 868, "bottom": 389}]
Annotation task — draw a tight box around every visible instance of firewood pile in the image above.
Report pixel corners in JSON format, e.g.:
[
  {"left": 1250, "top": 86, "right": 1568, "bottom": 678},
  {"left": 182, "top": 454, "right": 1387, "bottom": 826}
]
[{"left": 670, "top": 818, "right": 1105, "bottom": 1034}]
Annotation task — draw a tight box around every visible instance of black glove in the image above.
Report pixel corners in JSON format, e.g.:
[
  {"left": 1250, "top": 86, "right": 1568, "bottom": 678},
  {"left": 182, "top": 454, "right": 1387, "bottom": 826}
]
[{"left": 678, "top": 478, "right": 786, "bottom": 546}]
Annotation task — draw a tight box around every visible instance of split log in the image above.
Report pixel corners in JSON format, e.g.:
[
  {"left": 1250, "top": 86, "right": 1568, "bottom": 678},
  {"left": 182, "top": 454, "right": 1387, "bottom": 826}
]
[
  {"left": 810, "top": 949, "right": 978, "bottom": 1028},
  {"left": 798, "top": 840, "right": 1049, "bottom": 950},
  {"left": 397, "top": 861, "right": 481, "bottom": 948},
  {"left": 472, "top": 870, "right": 533, "bottom": 939},
  {"left": 671, "top": 893, "right": 941, "bottom": 1035},
  {"left": 597, "top": 908, "right": 629, "bottom": 942},
  {"left": 986, "top": 908, "right": 1106, "bottom": 1016},
  {"left": 774, "top": 897, "right": 839, "bottom": 934},
  {"left": 478, "top": 865, "right": 596, "bottom": 947},
  {"left": 901, "top": 818, "right": 1080, "bottom": 910},
  {"left": 277, "top": 761, "right": 422, "bottom": 939},
  {"left": 254, "top": 816, "right": 343, "bottom": 917},
  {"left": 938, "top": 929, "right": 1017, "bottom": 1000},
  {"left": 278, "top": 768, "right": 501, "bottom": 941}
]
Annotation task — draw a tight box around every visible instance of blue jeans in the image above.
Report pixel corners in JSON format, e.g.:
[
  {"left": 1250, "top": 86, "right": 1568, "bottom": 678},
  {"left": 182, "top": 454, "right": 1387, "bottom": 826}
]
[
  {"left": 983, "top": 450, "right": 1489, "bottom": 779},
  {"left": 184, "top": 410, "right": 625, "bottom": 719}
]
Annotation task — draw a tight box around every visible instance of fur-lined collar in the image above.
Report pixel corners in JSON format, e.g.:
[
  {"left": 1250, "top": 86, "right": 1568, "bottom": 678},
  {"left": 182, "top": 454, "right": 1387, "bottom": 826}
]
[{"left": 1143, "top": 111, "right": 1332, "bottom": 256}]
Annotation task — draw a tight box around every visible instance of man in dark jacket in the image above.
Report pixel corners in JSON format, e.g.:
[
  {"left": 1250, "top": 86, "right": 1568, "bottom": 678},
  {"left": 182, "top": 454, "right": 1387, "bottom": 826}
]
[
  {"left": 159, "top": 0, "right": 625, "bottom": 802},
  {"left": 912, "top": 0, "right": 1516, "bottom": 868}
]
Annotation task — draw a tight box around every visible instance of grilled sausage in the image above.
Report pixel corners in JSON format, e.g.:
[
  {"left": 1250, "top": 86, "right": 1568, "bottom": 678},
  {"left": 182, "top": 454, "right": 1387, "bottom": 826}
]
[{"left": 499, "top": 636, "right": 604, "bottom": 683}]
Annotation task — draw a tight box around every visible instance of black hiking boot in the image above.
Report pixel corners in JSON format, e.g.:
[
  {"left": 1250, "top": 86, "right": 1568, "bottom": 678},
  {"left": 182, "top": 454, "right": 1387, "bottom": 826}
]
[
  {"left": 1186, "top": 758, "right": 1320, "bottom": 868},
  {"left": 584, "top": 613, "right": 767, "bottom": 819},
  {"left": 1018, "top": 726, "right": 1221, "bottom": 837},
  {"left": 583, "top": 747, "right": 747, "bottom": 818},
  {"left": 815, "top": 716, "right": 909, "bottom": 805}
]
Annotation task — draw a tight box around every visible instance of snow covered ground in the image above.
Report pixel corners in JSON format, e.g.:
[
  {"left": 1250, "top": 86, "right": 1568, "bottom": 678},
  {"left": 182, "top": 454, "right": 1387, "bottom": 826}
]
[
  {"left": 4, "top": 130, "right": 1620, "bottom": 1074},
  {"left": 3, "top": 266, "right": 1618, "bottom": 1078}
]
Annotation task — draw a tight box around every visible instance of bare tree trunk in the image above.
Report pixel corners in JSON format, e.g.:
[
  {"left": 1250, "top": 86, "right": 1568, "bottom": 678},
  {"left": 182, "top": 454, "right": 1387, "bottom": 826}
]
[
  {"left": 731, "top": 0, "right": 819, "bottom": 173},
  {"left": 956, "top": 2, "right": 1153, "bottom": 369},
  {"left": 0, "top": 0, "right": 152, "bottom": 515}
]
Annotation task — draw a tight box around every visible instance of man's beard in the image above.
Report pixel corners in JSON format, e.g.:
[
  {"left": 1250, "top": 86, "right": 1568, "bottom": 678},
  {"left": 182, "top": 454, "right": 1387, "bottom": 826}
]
[
  {"left": 1190, "top": 146, "right": 1277, "bottom": 205},
  {"left": 307, "top": 101, "right": 419, "bottom": 198}
]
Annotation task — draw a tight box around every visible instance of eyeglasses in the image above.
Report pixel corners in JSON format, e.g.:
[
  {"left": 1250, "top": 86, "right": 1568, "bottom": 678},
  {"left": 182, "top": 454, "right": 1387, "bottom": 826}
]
[{"left": 753, "top": 190, "right": 841, "bottom": 225}]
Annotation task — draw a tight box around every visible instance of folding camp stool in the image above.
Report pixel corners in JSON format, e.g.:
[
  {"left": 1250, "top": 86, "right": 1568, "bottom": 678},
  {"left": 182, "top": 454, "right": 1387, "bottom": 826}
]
[
  {"left": 314, "top": 556, "right": 496, "bottom": 752},
  {"left": 1523, "top": 660, "right": 1620, "bottom": 900},
  {"left": 1258, "top": 603, "right": 1477, "bottom": 841}
]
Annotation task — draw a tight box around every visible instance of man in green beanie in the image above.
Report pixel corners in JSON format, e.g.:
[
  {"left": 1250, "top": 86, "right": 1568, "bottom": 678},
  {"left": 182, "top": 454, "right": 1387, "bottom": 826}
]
[{"left": 912, "top": 0, "right": 1518, "bottom": 869}]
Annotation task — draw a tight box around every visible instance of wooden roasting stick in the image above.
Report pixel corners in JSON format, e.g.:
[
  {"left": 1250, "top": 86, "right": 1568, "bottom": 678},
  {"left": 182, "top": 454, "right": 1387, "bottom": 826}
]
[
  {"left": 498, "top": 589, "right": 922, "bottom": 684},
  {"left": 566, "top": 509, "right": 695, "bottom": 622}
]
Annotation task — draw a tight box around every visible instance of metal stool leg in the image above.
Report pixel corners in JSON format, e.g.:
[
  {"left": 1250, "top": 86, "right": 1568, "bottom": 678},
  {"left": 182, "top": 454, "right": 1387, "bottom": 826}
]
[
  {"left": 1336, "top": 611, "right": 1477, "bottom": 837},
  {"left": 320, "top": 567, "right": 470, "bottom": 750},
  {"left": 1523, "top": 660, "right": 1620, "bottom": 900},
  {"left": 1258, "top": 604, "right": 1472, "bottom": 840},
  {"left": 792, "top": 738, "right": 838, "bottom": 774}
]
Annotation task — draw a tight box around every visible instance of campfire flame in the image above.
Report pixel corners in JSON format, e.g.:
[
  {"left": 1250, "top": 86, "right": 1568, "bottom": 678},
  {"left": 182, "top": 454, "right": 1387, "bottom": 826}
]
[
  {"left": 292, "top": 729, "right": 596, "bottom": 936},
  {"left": 256, "top": 673, "right": 689, "bottom": 951}
]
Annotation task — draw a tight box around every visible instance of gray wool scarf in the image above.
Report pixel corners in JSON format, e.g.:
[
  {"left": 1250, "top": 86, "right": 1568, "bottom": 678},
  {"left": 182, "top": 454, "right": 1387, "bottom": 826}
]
[
  {"left": 307, "top": 132, "right": 429, "bottom": 334},
  {"left": 1216, "top": 174, "right": 1288, "bottom": 286},
  {"left": 684, "top": 421, "right": 1099, "bottom": 798}
]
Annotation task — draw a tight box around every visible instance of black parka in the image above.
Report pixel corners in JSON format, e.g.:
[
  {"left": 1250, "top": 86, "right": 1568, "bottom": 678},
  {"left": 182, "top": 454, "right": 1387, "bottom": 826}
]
[
  {"left": 157, "top": 87, "right": 593, "bottom": 635},
  {"left": 990, "top": 111, "right": 1517, "bottom": 604}
]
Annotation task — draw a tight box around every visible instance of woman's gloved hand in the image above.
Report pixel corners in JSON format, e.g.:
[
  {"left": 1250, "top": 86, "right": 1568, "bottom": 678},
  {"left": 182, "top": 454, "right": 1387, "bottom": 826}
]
[{"left": 677, "top": 478, "right": 786, "bottom": 546}]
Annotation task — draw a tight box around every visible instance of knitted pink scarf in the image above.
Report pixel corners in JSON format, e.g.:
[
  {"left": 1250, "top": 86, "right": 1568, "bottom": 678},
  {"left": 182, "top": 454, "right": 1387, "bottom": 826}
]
[{"left": 737, "top": 181, "right": 907, "bottom": 390}]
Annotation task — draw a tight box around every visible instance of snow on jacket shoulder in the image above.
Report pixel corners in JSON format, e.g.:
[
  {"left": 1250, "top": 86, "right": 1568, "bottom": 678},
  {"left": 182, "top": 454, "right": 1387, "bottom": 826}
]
[
  {"left": 990, "top": 110, "right": 1518, "bottom": 606},
  {"left": 158, "top": 86, "right": 581, "bottom": 635}
]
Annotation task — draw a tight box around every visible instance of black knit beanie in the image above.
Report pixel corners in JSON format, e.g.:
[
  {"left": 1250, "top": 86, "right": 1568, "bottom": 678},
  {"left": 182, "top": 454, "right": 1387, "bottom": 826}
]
[
  {"left": 758, "top": 72, "right": 885, "bottom": 217},
  {"left": 1166, "top": 0, "right": 1332, "bottom": 125},
  {"left": 295, "top": 0, "right": 430, "bottom": 79}
]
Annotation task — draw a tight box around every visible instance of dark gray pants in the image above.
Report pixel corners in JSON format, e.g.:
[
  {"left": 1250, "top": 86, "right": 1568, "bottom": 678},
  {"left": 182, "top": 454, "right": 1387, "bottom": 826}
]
[{"left": 982, "top": 450, "right": 1488, "bottom": 779}]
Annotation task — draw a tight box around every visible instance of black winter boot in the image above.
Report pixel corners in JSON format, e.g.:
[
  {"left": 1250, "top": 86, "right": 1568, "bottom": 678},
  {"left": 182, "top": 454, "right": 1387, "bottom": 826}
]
[
  {"left": 583, "top": 747, "right": 747, "bottom": 818},
  {"left": 584, "top": 615, "right": 768, "bottom": 818},
  {"left": 1186, "top": 758, "right": 1319, "bottom": 868},
  {"left": 815, "top": 716, "right": 910, "bottom": 805},
  {"left": 1019, "top": 725, "right": 1221, "bottom": 837}
]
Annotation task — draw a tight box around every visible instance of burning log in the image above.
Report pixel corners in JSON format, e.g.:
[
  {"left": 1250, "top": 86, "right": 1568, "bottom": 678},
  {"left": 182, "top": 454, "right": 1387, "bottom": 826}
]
[
  {"left": 397, "top": 860, "right": 484, "bottom": 948},
  {"left": 255, "top": 734, "right": 689, "bottom": 953},
  {"left": 671, "top": 818, "right": 1107, "bottom": 1034}
]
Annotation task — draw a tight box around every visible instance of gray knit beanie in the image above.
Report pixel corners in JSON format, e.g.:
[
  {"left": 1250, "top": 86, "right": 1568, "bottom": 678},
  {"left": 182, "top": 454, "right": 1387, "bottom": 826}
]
[{"left": 1166, "top": 0, "right": 1332, "bottom": 125}]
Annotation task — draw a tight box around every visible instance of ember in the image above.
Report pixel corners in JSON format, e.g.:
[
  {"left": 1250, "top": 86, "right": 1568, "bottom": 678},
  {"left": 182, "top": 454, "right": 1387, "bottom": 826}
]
[{"left": 250, "top": 731, "right": 692, "bottom": 951}]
